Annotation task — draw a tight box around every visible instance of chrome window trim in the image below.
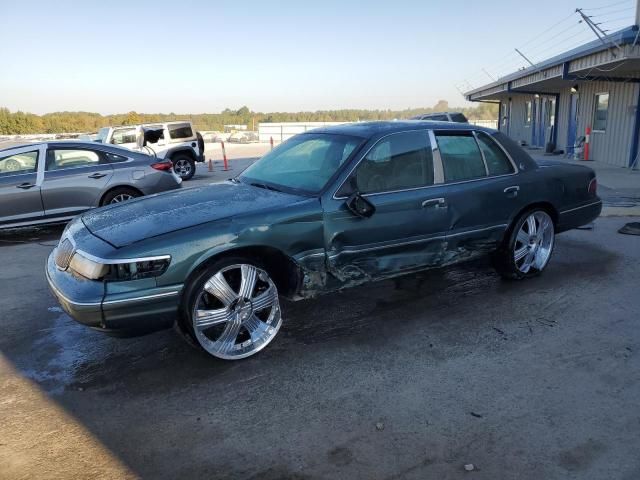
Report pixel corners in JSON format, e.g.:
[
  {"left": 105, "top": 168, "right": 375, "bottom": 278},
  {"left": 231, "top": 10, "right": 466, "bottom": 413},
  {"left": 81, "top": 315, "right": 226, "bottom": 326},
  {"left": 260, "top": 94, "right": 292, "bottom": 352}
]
[
  {"left": 476, "top": 131, "right": 519, "bottom": 174},
  {"left": 428, "top": 130, "right": 445, "bottom": 183},
  {"left": 75, "top": 250, "right": 171, "bottom": 265},
  {"left": 332, "top": 128, "right": 437, "bottom": 200},
  {"left": 472, "top": 131, "right": 490, "bottom": 176}
]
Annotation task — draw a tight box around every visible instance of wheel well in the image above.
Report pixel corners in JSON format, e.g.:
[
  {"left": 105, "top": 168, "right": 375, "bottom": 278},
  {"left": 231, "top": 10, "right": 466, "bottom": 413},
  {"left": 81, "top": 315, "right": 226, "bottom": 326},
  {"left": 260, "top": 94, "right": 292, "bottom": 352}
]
[
  {"left": 168, "top": 149, "right": 196, "bottom": 162},
  {"left": 99, "top": 185, "right": 143, "bottom": 206},
  {"left": 186, "top": 246, "right": 303, "bottom": 298}
]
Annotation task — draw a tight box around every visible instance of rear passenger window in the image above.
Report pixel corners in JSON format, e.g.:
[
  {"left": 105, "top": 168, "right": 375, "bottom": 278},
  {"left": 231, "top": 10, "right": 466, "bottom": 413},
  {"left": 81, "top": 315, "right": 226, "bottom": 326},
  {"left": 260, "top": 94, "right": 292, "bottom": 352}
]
[
  {"left": 168, "top": 123, "right": 194, "bottom": 139},
  {"left": 46, "top": 149, "right": 101, "bottom": 171},
  {"left": 111, "top": 129, "right": 137, "bottom": 145},
  {"left": 355, "top": 131, "right": 433, "bottom": 194},
  {"left": 436, "top": 133, "right": 486, "bottom": 182},
  {"left": 476, "top": 132, "right": 514, "bottom": 176},
  {"left": 104, "top": 152, "right": 128, "bottom": 163}
]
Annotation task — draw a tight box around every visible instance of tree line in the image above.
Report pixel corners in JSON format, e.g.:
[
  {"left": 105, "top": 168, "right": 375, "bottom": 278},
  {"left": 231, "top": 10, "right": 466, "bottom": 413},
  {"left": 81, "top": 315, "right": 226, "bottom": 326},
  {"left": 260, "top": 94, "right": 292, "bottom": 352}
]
[{"left": 0, "top": 101, "right": 497, "bottom": 135}]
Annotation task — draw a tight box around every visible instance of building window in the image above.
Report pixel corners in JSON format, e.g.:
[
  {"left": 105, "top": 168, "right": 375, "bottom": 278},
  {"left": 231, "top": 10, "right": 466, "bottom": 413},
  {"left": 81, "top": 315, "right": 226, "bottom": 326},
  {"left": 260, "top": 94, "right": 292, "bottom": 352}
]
[
  {"left": 524, "top": 101, "right": 532, "bottom": 126},
  {"left": 593, "top": 93, "right": 609, "bottom": 131}
]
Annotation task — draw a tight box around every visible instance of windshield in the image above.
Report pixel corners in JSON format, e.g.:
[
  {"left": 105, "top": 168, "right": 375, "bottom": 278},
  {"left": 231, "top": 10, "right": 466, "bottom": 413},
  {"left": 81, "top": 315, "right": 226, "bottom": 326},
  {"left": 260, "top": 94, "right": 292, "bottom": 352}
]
[
  {"left": 96, "top": 127, "right": 110, "bottom": 143},
  {"left": 239, "top": 133, "right": 363, "bottom": 194}
]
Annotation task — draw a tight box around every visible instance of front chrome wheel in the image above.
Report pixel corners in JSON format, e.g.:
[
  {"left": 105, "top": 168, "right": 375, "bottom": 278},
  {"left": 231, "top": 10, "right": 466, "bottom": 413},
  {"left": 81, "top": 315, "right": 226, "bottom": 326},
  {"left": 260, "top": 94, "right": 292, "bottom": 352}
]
[
  {"left": 513, "top": 211, "right": 554, "bottom": 274},
  {"left": 109, "top": 193, "right": 134, "bottom": 204},
  {"left": 191, "top": 263, "right": 281, "bottom": 360}
]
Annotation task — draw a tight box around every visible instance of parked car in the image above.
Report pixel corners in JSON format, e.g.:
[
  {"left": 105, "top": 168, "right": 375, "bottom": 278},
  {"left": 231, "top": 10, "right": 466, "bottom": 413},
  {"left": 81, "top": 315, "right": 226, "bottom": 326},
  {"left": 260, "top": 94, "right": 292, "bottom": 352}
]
[
  {"left": 0, "top": 141, "right": 181, "bottom": 229},
  {"left": 411, "top": 112, "right": 469, "bottom": 123},
  {"left": 227, "top": 131, "right": 259, "bottom": 144},
  {"left": 96, "top": 121, "right": 204, "bottom": 181},
  {"left": 47, "top": 122, "right": 601, "bottom": 360}
]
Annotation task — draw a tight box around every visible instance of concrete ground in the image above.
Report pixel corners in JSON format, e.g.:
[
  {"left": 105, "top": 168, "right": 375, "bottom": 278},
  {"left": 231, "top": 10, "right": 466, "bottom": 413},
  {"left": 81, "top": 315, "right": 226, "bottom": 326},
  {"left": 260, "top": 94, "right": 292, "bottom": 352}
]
[{"left": 1, "top": 216, "right": 640, "bottom": 479}]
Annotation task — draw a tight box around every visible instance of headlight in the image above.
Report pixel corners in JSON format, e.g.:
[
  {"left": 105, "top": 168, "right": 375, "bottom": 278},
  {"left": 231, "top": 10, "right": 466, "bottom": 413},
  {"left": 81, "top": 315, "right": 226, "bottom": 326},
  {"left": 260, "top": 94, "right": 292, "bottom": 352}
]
[
  {"left": 69, "top": 252, "right": 109, "bottom": 280},
  {"left": 68, "top": 251, "right": 171, "bottom": 281}
]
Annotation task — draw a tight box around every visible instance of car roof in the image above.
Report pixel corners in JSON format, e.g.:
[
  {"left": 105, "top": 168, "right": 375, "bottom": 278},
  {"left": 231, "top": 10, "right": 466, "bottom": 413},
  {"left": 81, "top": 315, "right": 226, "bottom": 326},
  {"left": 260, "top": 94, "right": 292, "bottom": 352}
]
[
  {"left": 307, "top": 120, "right": 492, "bottom": 138},
  {"left": 0, "top": 140, "right": 138, "bottom": 154},
  {"left": 421, "top": 112, "right": 463, "bottom": 115}
]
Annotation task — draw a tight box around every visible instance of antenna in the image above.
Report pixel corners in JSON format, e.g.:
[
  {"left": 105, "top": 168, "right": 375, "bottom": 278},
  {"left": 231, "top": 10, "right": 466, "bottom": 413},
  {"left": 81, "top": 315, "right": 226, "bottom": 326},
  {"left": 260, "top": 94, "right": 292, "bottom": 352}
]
[{"left": 482, "top": 68, "right": 497, "bottom": 82}]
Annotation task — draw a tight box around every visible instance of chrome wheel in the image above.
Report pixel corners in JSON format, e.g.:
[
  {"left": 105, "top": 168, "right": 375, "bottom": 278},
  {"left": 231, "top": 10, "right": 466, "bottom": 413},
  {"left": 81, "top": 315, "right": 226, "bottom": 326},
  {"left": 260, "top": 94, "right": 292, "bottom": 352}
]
[
  {"left": 110, "top": 193, "right": 134, "bottom": 204},
  {"left": 513, "top": 211, "right": 554, "bottom": 274},
  {"left": 5, "top": 159, "right": 21, "bottom": 171},
  {"left": 192, "top": 264, "right": 281, "bottom": 360},
  {"left": 174, "top": 159, "right": 192, "bottom": 177}
]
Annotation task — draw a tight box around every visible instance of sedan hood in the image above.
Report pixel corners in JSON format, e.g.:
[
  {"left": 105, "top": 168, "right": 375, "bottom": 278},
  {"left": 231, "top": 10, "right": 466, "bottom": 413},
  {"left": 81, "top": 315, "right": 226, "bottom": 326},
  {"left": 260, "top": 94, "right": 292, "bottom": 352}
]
[{"left": 81, "top": 182, "right": 307, "bottom": 248}]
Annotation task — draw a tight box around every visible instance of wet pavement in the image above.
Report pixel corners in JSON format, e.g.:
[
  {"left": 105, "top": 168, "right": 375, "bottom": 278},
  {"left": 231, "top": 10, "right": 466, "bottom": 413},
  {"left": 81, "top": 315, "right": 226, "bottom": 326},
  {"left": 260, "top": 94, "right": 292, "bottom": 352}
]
[{"left": 1, "top": 217, "right": 640, "bottom": 479}]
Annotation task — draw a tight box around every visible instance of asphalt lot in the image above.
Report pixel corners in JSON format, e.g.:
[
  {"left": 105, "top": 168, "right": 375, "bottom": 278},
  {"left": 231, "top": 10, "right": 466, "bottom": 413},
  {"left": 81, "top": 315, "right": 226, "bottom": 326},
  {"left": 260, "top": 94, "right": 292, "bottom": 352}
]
[{"left": 1, "top": 214, "right": 639, "bottom": 479}]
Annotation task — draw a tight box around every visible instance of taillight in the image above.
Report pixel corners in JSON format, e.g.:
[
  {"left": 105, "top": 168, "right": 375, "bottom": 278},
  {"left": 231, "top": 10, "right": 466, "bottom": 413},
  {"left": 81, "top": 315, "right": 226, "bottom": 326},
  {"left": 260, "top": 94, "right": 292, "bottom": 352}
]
[
  {"left": 151, "top": 161, "right": 174, "bottom": 172},
  {"left": 588, "top": 177, "right": 597, "bottom": 195}
]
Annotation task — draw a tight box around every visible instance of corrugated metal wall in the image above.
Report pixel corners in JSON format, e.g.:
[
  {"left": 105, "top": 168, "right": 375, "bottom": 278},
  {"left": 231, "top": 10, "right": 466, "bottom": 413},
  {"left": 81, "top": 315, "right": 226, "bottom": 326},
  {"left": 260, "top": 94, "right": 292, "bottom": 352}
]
[
  {"left": 576, "top": 81, "right": 638, "bottom": 167},
  {"left": 506, "top": 95, "right": 534, "bottom": 145},
  {"left": 556, "top": 87, "right": 573, "bottom": 152}
]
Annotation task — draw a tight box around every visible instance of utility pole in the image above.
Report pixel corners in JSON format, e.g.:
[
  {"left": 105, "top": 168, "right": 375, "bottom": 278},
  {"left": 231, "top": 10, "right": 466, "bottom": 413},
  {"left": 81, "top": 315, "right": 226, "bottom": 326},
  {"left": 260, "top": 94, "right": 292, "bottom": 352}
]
[
  {"left": 636, "top": 0, "right": 640, "bottom": 27},
  {"left": 576, "top": 8, "right": 621, "bottom": 55}
]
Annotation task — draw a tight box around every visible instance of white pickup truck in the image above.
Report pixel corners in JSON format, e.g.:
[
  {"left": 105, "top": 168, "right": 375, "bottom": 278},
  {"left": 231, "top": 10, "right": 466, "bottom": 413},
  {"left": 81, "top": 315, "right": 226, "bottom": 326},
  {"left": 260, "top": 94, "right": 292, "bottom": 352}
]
[{"left": 96, "top": 121, "right": 205, "bottom": 180}]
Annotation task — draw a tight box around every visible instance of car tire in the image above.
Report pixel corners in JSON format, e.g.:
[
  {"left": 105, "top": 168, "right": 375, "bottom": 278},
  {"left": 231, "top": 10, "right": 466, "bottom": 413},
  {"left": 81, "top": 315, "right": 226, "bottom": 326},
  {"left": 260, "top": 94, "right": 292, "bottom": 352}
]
[
  {"left": 179, "top": 256, "right": 282, "bottom": 360},
  {"left": 101, "top": 187, "right": 141, "bottom": 206},
  {"left": 492, "top": 209, "right": 555, "bottom": 280},
  {"left": 5, "top": 159, "right": 21, "bottom": 171},
  {"left": 172, "top": 154, "right": 195, "bottom": 181}
]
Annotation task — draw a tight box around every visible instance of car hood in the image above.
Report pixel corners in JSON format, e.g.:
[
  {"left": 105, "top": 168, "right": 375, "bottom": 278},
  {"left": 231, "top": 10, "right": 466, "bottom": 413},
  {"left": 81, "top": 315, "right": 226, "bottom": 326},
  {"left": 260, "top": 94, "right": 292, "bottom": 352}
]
[{"left": 81, "top": 181, "right": 308, "bottom": 248}]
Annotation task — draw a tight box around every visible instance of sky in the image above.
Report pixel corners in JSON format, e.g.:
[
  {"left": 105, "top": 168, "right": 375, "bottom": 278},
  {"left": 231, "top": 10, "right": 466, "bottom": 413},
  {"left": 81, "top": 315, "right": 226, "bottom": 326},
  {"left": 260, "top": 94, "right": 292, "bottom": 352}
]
[{"left": 0, "top": 0, "right": 636, "bottom": 115}]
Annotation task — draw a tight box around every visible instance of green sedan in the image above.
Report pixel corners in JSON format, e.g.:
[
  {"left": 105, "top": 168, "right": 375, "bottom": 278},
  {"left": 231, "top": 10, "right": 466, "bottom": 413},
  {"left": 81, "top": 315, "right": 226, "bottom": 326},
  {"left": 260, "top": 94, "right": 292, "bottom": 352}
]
[{"left": 46, "top": 121, "right": 601, "bottom": 360}]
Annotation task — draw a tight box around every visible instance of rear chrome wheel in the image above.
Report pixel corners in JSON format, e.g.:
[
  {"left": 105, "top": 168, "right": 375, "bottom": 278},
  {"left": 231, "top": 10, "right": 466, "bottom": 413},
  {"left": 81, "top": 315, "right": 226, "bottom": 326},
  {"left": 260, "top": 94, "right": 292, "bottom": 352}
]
[
  {"left": 190, "top": 263, "right": 281, "bottom": 360},
  {"left": 493, "top": 209, "right": 555, "bottom": 280},
  {"left": 513, "top": 211, "right": 555, "bottom": 274}
]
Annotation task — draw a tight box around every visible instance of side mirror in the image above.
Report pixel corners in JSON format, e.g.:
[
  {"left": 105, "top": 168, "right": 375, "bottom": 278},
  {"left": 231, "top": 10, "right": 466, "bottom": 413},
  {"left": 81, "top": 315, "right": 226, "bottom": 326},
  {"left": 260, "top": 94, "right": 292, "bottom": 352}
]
[{"left": 345, "top": 192, "right": 375, "bottom": 218}]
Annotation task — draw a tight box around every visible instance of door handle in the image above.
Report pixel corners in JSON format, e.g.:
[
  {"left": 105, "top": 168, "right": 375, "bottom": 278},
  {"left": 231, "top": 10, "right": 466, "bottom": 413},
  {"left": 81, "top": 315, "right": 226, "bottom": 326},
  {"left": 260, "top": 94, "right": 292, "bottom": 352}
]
[
  {"left": 88, "top": 172, "right": 107, "bottom": 179},
  {"left": 16, "top": 182, "right": 36, "bottom": 190},
  {"left": 504, "top": 186, "right": 520, "bottom": 197},
  {"left": 422, "top": 198, "right": 447, "bottom": 209}
]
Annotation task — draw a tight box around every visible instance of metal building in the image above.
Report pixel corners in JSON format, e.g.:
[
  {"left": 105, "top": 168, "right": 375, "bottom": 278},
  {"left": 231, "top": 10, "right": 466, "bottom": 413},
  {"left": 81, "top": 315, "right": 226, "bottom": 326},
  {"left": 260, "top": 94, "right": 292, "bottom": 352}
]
[{"left": 465, "top": 22, "right": 640, "bottom": 169}]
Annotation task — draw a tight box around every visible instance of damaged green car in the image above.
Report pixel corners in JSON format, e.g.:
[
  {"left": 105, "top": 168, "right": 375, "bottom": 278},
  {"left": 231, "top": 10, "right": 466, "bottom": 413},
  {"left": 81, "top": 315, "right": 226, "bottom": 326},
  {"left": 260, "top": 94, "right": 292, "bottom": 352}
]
[{"left": 47, "top": 121, "right": 601, "bottom": 359}]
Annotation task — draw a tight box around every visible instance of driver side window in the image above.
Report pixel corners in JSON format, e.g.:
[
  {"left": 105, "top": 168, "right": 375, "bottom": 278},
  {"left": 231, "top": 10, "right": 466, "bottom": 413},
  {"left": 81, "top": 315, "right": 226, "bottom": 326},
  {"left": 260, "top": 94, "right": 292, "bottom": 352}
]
[{"left": 355, "top": 131, "right": 433, "bottom": 194}]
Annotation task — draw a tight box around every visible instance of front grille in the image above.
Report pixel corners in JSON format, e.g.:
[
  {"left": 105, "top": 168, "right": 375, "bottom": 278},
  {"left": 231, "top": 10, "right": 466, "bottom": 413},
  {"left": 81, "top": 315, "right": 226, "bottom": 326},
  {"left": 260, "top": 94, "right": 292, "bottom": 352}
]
[{"left": 55, "top": 238, "right": 75, "bottom": 270}]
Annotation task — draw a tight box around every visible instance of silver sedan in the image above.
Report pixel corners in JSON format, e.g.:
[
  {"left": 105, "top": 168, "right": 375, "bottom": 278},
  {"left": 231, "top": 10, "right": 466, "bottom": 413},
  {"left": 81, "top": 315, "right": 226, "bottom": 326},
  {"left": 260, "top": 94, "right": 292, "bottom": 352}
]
[{"left": 0, "top": 141, "right": 182, "bottom": 229}]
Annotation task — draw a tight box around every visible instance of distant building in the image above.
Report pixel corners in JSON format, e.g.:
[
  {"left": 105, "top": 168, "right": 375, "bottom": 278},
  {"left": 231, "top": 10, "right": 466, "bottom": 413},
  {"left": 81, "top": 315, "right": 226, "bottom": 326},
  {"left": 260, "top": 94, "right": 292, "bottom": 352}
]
[{"left": 465, "top": 24, "right": 640, "bottom": 169}]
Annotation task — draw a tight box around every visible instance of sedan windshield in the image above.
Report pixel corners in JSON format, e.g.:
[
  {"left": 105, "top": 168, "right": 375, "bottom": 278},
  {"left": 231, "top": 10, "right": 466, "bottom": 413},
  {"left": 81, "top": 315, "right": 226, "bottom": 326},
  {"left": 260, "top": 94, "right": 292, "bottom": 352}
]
[{"left": 239, "top": 133, "right": 363, "bottom": 194}]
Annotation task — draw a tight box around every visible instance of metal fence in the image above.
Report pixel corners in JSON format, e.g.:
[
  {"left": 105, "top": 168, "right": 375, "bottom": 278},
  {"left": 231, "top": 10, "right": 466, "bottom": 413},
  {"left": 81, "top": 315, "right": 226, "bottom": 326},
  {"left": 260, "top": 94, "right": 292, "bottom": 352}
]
[
  {"left": 258, "top": 122, "right": 347, "bottom": 143},
  {"left": 469, "top": 119, "right": 498, "bottom": 129}
]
